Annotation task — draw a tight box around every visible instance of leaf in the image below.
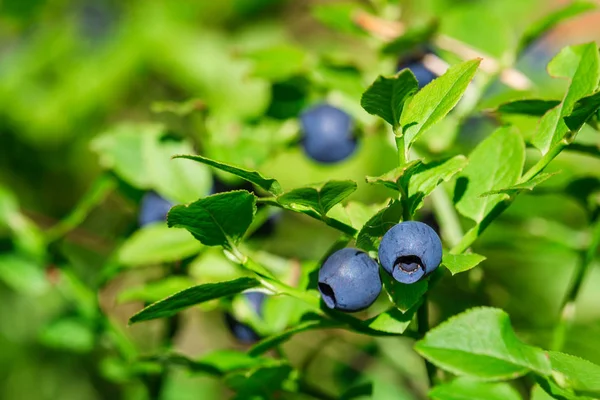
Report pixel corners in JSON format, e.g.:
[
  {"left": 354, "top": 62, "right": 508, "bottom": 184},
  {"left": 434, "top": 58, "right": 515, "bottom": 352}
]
[
  {"left": 363, "top": 306, "right": 418, "bottom": 335},
  {"left": 365, "top": 160, "right": 421, "bottom": 192},
  {"left": 360, "top": 70, "right": 419, "bottom": 129},
  {"left": 246, "top": 44, "right": 309, "bottom": 81},
  {"left": 564, "top": 91, "right": 600, "bottom": 131},
  {"left": 381, "top": 21, "right": 439, "bottom": 56},
  {"left": 129, "top": 277, "right": 260, "bottom": 324},
  {"left": 117, "top": 224, "right": 203, "bottom": 267},
  {"left": 148, "top": 351, "right": 274, "bottom": 376},
  {"left": 534, "top": 377, "right": 592, "bottom": 400},
  {"left": 430, "top": 377, "right": 522, "bottom": 400},
  {"left": 0, "top": 254, "right": 48, "bottom": 295},
  {"left": 168, "top": 191, "right": 256, "bottom": 250},
  {"left": 383, "top": 273, "right": 428, "bottom": 313},
  {"left": 496, "top": 99, "right": 561, "bottom": 116},
  {"left": 225, "top": 361, "right": 295, "bottom": 397},
  {"left": 549, "top": 351, "right": 600, "bottom": 396},
  {"left": 482, "top": 172, "right": 560, "bottom": 196},
  {"left": 455, "top": 126, "right": 525, "bottom": 223},
  {"left": 118, "top": 277, "right": 196, "bottom": 304},
  {"left": 356, "top": 200, "right": 404, "bottom": 252},
  {"left": 277, "top": 180, "right": 357, "bottom": 217},
  {"left": 174, "top": 154, "right": 283, "bottom": 195},
  {"left": 518, "top": 2, "right": 598, "bottom": 55},
  {"left": 442, "top": 253, "right": 486, "bottom": 275},
  {"left": 39, "top": 318, "right": 95, "bottom": 354},
  {"left": 415, "top": 307, "right": 552, "bottom": 380},
  {"left": 401, "top": 59, "right": 481, "bottom": 151},
  {"left": 532, "top": 43, "right": 600, "bottom": 154},
  {"left": 311, "top": 2, "right": 365, "bottom": 35}
]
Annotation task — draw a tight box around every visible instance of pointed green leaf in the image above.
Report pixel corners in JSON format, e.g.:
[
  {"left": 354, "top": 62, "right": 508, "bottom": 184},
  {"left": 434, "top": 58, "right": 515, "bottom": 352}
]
[
  {"left": 455, "top": 126, "right": 525, "bottom": 223},
  {"left": 383, "top": 273, "right": 428, "bottom": 313},
  {"left": 129, "top": 277, "right": 260, "bottom": 324},
  {"left": 356, "top": 200, "right": 404, "bottom": 252},
  {"left": 360, "top": 70, "right": 419, "bottom": 129},
  {"left": 363, "top": 305, "right": 418, "bottom": 334},
  {"left": 496, "top": 99, "right": 561, "bottom": 116},
  {"left": 481, "top": 172, "right": 560, "bottom": 196},
  {"left": 549, "top": 351, "right": 600, "bottom": 396},
  {"left": 442, "top": 253, "right": 486, "bottom": 275},
  {"left": 401, "top": 59, "right": 481, "bottom": 150},
  {"left": 174, "top": 154, "right": 282, "bottom": 195},
  {"left": 168, "top": 191, "right": 256, "bottom": 250},
  {"left": 430, "top": 377, "right": 522, "bottom": 400},
  {"left": 277, "top": 180, "right": 357, "bottom": 216},
  {"left": 415, "top": 307, "right": 552, "bottom": 380},
  {"left": 532, "top": 43, "right": 600, "bottom": 154},
  {"left": 564, "top": 91, "right": 600, "bottom": 131}
]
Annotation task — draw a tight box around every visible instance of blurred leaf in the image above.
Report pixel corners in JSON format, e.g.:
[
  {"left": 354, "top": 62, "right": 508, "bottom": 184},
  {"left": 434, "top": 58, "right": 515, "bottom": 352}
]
[
  {"left": 415, "top": 307, "right": 552, "bottom": 380},
  {"left": 383, "top": 273, "right": 428, "bottom": 313},
  {"left": 518, "top": 1, "right": 598, "bottom": 55},
  {"left": 118, "top": 277, "right": 196, "bottom": 304},
  {"left": 168, "top": 191, "right": 256, "bottom": 250},
  {"left": 482, "top": 172, "right": 560, "bottom": 196},
  {"left": 564, "top": 91, "right": 600, "bottom": 132},
  {"left": 311, "top": 2, "right": 365, "bottom": 35},
  {"left": 455, "top": 126, "right": 525, "bottom": 223},
  {"left": 39, "top": 318, "right": 94, "bottom": 354},
  {"left": 118, "top": 224, "right": 203, "bottom": 267},
  {"left": 356, "top": 200, "right": 403, "bottom": 252},
  {"left": 152, "top": 351, "right": 274, "bottom": 376},
  {"left": 151, "top": 99, "right": 205, "bottom": 116},
  {"left": 496, "top": 99, "right": 561, "bottom": 116},
  {"left": 224, "top": 361, "right": 295, "bottom": 397},
  {"left": 532, "top": 43, "right": 600, "bottom": 154},
  {"left": 430, "top": 377, "right": 522, "bottom": 400},
  {"left": 381, "top": 21, "right": 439, "bottom": 56},
  {"left": 401, "top": 59, "right": 481, "bottom": 151},
  {"left": 549, "top": 351, "right": 600, "bottom": 396},
  {"left": 442, "top": 253, "right": 486, "bottom": 275},
  {"left": 360, "top": 70, "right": 419, "bottom": 129},
  {"left": 340, "top": 383, "right": 373, "bottom": 399},
  {"left": 129, "top": 277, "right": 260, "bottom": 324},
  {"left": 174, "top": 154, "right": 283, "bottom": 195},
  {"left": 246, "top": 44, "right": 309, "bottom": 81},
  {"left": 0, "top": 253, "right": 48, "bottom": 295},
  {"left": 277, "top": 180, "right": 357, "bottom": 217}
]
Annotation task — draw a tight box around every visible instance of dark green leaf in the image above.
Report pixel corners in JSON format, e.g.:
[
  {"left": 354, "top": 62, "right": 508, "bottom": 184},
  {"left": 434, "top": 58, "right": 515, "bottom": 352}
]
[
  {"left": 381, "top": 21, "right": 439, "bottom": 56},
  {"left": 455, "top": 126, "right": 525, "bottom": 223},
  {"left": 129, "top": 277, "right": 260, "bottom": 324},
  {"left": 442, "top": 253, "right": 486, "bottom": 275},
  {"left": 174, "top": 154, "right": 282, "bottom": 195},
  {"left": 224, "top": 361, "right": 295, "bottom": 397},
  {"left": 401, "top": 59, "right": 481, "bottom": 151},
  {"left": 550, "top": 351, "right": 600, "bottom": 396},
  {"left": 168, "top": 191, "right": 256, "bottom": 250},
  {"left": 496, "top": 99, "right": 561, "bottom": 116},
  {"left": 415, "top": 307, "right": 552, "bottom": 380},
  {"left": 356, "top": 200, "right": 404, "bottom": 252},
  {"left": 482, "top": 172, "right": 560, "bottom": 196},
  {"left": 383, "top": 273, "right": 428, "bottom": 313},
  {"left": 564, "top": 91, "right": 600, "bottom": 131},
  {"left": 430, "top": 377, "right": 522, "bottom": 400},
  {"left": 277, "top": 180, "right": 357, "bottom": 217},
  {"left": 360, "top": 70, "right": 419, "bottom": 129}
]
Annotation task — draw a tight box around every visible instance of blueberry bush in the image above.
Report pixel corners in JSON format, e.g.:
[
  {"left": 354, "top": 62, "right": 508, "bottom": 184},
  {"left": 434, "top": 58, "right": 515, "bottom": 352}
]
[{"left": 1, "top": 1, "right": 600, "bottom": 399}]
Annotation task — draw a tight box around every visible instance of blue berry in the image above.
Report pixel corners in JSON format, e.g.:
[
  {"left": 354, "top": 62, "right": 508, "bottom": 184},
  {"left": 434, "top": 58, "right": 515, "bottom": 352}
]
[
  {"left": 224, "top": 291, "right": 266, "bottom": 344},
  {"left": 378, "top": 221, "right": 442, "bottom": 284},
  {"left": 300, "top": 104, "right": 357, "bottom": 163},
  {"left": 397, "top": 51, "right": 437, "bottom": 88},
  {"left": 318, "top": 248, "right": 382, "bottom": 312},
  {"left": 138, "top": 192, "right": 173, "bottom": 227}
]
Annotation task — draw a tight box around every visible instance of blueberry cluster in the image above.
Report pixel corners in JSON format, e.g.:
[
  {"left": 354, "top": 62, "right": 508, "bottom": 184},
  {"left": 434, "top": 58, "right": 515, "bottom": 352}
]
[{"left": 318, "top": 221, "right": 442, "bottom": 312}]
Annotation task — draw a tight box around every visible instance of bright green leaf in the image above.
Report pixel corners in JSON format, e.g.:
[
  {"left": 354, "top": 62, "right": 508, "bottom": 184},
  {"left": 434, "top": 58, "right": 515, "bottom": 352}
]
[
  {"left": 311, "top": 2, "right": 365, "bottom": 35},
  {"left": 415, "top": 307, "right": 552, "bottom": 380},
  {"left": 118, "top": 277, "right": 196, "bottom": 304},
  {"left": 442, "top": 253, "right": 486, "bottom": 275},
  {"left": 430, "top": 377, "right": 522, "bottom": 400},
  {"left": 0, "top": 254, "right": 48, "bottom": 295},
  {"left": 129, "top": 277, "right": 260, "bottom": 324},
  {"left": 496, "top": 99, "right": 561, "bottom": 116},
  {"left": 246, "top": 45, "right": 309, "bottom": 81},
  {"left": 482, "top": 172, "right": 560, "bottom": 196},
  {"left": 383, "top": 273, "right": 428, "bottom": 313},
  {"left": 564, "top": 91, "right": 600, "bottom": 132},
  {"left": 363, "top": 306, "right": 418, "bottom": 335},
  {"left": 39, "top": 318, "right": 94, "bottom": 354},
  {"left": 277, "top": 180, "right": 357, "bottom": 217},
  {"left": 549, "top": 351, "right": 600, "bottom": 396},
  {"left": 356, "top": 200, "right": 403, "bottom": 252}
]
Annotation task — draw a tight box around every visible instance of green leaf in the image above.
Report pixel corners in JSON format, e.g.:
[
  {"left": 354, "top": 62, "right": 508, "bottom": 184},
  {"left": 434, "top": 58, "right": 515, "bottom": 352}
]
[
  {"left": 129, "top": 277, "right": 260, "bottom": 324},
  {"left": 225, "top": 361, "right": 295, "bottom": 397},
  {"left": 363, "top": 306, "right": 417, "bottom": 335},
  {"left": 118, "top": 277, "right": 196, "bottom": 304},
  {"left": 383, "top": 273, "right": 428, "bottom": 313},
  {"left": 534, "top": 377, "right": 592, "bottom": 400},
  {"left": 455, "top": 126, "right": 525, "bottom": 223},
  {"left": 549, "top": 351, "right": 600, "bottom": 396},
  {"left": 482, "top": 172, "right": 560, "bottom": 196},
  {"left": 496, "top": 99, "right": 561, "bottom": 116},
  {"left": 155, "top": 351, "right": 274, "bottom": 376},
  {"left": 0, "top": 254, "right": 48, "bottom": 295},
  {"left": 118, "top": 224, "right": 203, "bottom": 267},
  {"left": 311, "top": 2, "right": 365, "bottom": 35},
  {"left": 168, "top": 191, "right": 256, "bottom": 250},
  {"left": 366, "top": 160, "right": 421, "bottom": 192},
  {"left": 360, "top": 70, "right": 419, "bottom": 129},
  {"left": 246, "top": 45, "right": 309, "bottom": 81},
  {"left": 532, "top": 43, "right": 600, "bottom": 154},
  {"left": 442, "top": 253, "right": 486, "bottom": 275},
  {"left": 564, "top": 91, "right": 600, "bottom": 131},
  {"left": 401, "top": 59, "right": 481, "bottom": 150},
  {"left": 415, "top": 307, "right": 552, "bottom": 380},
  {"left": 277, "top": 180, "right": 357, "bottom": 217},
  {"left": 39, "top": 318, "right": 94, "bottom": 354},
  {"left": 174, "top": 154, "right": 283, "bottom": 195},
  {"left": 518, "top": 1, "right": 598, "bottom": 55},
  {"left": 356, "top": 200, "right": 403, "bottom": 252},
  {"left": 381, "top": 21, "right": 439, "bottom": 56},
  {"left": 430, "top": 377, "right": 522, "bottom": 400}
]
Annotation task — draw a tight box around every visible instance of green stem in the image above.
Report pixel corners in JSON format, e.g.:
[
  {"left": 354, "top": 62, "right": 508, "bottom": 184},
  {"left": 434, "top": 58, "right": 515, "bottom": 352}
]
[
  {"left": 552, "top": 217, "right": 600, "bottom": 350},
  {"left": 396, "top": 134, "right": 407, "bottom": 166},
  {"left": 519, "top": 140, "right": 567, "bottom": 184},
  {"left": 417, "top": 296, "right": 436, "bottom": 386}
]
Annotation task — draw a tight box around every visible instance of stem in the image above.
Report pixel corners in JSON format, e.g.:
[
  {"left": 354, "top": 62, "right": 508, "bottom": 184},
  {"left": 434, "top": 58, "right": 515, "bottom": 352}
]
[
  {"left": 417, "top": 296, "right": 436, "bottom": 386},
  {"left": 552, "top": 217, "right": 600, "bottom": 350},
  {"left": 396, "top": 134, "right": 407, "bottom": 166},
  {"left": 519, "top": 140, "right": 567, "bottom": 184}
]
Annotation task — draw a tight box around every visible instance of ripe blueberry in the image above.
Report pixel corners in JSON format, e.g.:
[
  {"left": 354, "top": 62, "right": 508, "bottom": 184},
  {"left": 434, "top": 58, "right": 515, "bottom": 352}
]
[
  {"left": 378, "top": 221, "right": 442, "bottom": 284},
  {"left": 318, "top": 248, "right": 382, "bottom": 312},
  {"left": 138, "top": 192, "right": 173, "bottom": 227},
  {"left": 224, "top": 291, "right": 266, "bottom": 344},
  {"left": 300, "top": 104, "right": 357, "bottom": 163},
  {"left": 397, "top": 50, "right": 437, "bottom": 88}
]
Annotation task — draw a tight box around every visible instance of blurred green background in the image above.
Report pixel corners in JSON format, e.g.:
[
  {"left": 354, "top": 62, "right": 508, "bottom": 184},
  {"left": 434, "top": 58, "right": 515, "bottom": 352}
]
[{"left": 1, "top": 0, "right": 600, "bottom": 399}]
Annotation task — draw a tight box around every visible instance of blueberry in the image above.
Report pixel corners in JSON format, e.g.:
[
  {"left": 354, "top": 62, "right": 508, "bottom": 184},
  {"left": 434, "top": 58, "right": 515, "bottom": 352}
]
[
  {"left": 397, "top": 50, "right": 438, "bottom": 88},
  {"left": 378, "top": 221, "right": 442, "bottom": 284},
  {"left": 138, "top": 192, "right": 173, "bottom": 227},
  {"left": 300, "top": 104, "right": 357, "bottom": 163},
  {"left": 318, "top": 248, "right": 382, "bottom": 312},
  {"left": 224, "top": 291, "right": 266, "bottom": 344}
]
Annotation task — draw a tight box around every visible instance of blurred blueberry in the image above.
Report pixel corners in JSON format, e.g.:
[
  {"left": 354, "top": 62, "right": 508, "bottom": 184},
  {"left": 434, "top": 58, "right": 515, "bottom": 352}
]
[
  {"left": 224, "top": 291, "right": 266, "bottom": 344},
  {"left": 378, "top": 221, "right": 442, "bottom": 284},
  {"left": 138, "top": 192, "right": 173, "bottom": 227},
  {"left": 318, "top": 248, "right": 382, "bottom": 312},
  {"left": 397, "top": 50, "right": 438, "bottom": 88},
  {"left": 300, "top": 104, "right": 357, "bottom": 163},
  {"left": 78, "top": 0, "right": 115, "bottom": 41}
]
